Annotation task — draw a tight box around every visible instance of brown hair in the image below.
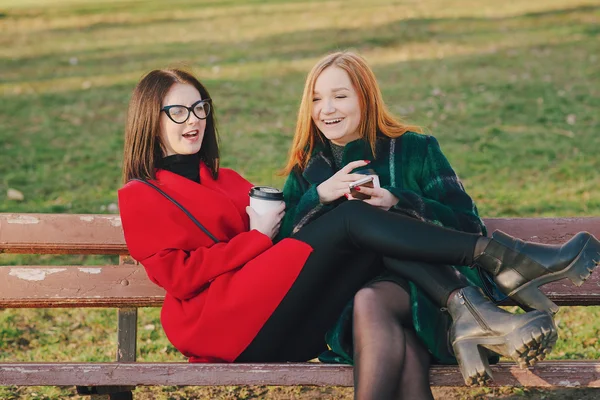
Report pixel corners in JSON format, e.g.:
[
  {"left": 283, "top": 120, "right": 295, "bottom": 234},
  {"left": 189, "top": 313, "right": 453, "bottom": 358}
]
[
  {"left": 122, "top": 69, "right": 219, "bottom": 183},
  {"left": 282, "top": 51, "right": 421, "bottom": 174}
]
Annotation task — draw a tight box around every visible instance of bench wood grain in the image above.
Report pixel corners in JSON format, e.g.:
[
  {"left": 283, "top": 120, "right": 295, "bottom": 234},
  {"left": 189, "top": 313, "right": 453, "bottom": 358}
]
[{"left": 1, "top": 362, "right": 598, "bottom": 387}]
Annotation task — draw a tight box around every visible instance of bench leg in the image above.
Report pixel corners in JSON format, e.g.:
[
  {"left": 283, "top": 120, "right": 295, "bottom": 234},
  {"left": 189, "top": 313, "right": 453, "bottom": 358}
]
[
  {"left": 76, "top": 306, "right": 138, "bottom": 398},
  {"left": 76, "top": 256, "right": 139, "bottom": 398}
]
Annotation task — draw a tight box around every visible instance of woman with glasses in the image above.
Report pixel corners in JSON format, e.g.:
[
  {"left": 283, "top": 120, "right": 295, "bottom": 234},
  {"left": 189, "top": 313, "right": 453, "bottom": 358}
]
[{"left": 118, "top": 69, "right": 599, "bottom": 399}]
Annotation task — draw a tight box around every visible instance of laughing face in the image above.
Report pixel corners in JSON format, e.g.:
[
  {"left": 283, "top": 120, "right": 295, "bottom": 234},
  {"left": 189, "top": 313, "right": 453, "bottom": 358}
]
[
  {"left": 159, "top": 83, "right": 206, "bottom": 156},
  {"left": 311, "top": 66, "right": 362, "bottom": 146}
]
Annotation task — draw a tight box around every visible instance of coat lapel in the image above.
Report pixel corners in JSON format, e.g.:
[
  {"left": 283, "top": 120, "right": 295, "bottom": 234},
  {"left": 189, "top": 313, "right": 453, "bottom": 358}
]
[
  {"left": 198, "top": 163, "right": 250, "bottom": 230},
  {"left": 302, "top": 151, "right": 337, "bottom": 186},
  {"left": 155, "top": 166, "right": 247, "bottom": 238}
]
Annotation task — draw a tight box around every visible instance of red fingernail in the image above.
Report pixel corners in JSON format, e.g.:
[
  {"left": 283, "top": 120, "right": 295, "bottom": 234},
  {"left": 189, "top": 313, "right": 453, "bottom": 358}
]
[
  {"left": 354, "top": 187, "right": 361, "bottom": 191},
  {"left": 344, "top": 194, "right": 349, "bottom": 199},
  {"left": 364, "top": 160, "right": 370, "bottom": 164}
]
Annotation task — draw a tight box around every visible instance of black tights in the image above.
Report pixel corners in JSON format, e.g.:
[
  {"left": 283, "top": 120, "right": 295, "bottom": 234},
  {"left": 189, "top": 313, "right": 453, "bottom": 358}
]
[
  {"left": 237, "top": 201, "right": 480, "bottom": 396},
  {"left": 353, "top": 281, "right": 434, "bottom": 400}
]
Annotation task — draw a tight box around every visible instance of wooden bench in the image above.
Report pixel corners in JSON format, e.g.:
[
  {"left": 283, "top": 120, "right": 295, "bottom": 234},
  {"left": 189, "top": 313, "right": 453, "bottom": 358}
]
[{"left": 1, "top": 213, "right": 600, "bottom": 399}]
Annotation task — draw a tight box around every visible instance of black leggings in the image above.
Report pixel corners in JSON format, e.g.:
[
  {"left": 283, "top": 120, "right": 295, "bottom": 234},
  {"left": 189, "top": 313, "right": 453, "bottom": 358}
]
[{"left": 236, "top": 200, "right": 477, "bottom": 362}]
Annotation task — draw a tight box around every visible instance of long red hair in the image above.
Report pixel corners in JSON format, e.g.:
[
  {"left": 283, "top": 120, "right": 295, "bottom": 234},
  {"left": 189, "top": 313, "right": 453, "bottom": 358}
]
[{"left": 282, "top": 51, "right": 421, "bottom": 174}]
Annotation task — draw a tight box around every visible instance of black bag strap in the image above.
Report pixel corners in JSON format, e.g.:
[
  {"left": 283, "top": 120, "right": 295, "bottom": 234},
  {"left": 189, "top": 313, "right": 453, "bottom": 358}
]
[{"left": 131, "top": 178, "right": 220, "bottom": 244}]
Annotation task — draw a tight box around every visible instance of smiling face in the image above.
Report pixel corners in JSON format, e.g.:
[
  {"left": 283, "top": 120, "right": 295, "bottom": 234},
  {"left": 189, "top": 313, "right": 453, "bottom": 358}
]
[
  {"left": 159, "top": 83, "right": 206, "bottom": 156},
  {"left": 311, "top": 66, "right": 362, "bottom": 146}
]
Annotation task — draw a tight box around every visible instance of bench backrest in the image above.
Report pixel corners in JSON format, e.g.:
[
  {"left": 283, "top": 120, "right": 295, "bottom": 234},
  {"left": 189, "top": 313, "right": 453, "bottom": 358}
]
[{"left": 1, "top": 213, "right": 600, "bottom": 308}]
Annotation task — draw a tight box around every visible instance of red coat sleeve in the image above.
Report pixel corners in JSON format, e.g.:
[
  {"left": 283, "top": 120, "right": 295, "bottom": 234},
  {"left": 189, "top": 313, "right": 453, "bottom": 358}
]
[{"left": 118, "top": 182, "right": 273, "bottom": 301}]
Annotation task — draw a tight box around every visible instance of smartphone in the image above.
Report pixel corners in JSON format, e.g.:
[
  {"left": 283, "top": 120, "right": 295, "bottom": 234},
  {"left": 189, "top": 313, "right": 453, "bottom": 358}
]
[
  {"left": 348, "top": 175, "right": 374, "bottom": 190},
  {"left": 349, "top": 175, "right": 374, "bottom": 200}
]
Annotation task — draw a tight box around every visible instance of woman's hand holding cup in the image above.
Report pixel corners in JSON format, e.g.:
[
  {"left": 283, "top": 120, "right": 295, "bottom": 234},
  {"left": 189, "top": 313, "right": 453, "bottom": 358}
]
[
  {"left": 317, "top": 160, "right": 370, "bottom": 204},
  {"left": 246, "top": 202, "right": 285, "bottom": 240},
  {"left": 247, "top": 186, "right": 286, "bottom": 240}
]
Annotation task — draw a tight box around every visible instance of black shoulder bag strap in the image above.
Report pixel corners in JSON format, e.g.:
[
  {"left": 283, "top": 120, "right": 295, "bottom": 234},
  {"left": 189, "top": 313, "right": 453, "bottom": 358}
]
[{"left": 131, "top": 178, "right": 220, "bottom": 244}]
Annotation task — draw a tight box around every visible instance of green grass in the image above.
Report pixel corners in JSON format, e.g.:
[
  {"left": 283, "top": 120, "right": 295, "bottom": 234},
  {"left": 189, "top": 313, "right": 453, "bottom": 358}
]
[{"left": 1, "top": 0, "right": 600, "bottom": 398}]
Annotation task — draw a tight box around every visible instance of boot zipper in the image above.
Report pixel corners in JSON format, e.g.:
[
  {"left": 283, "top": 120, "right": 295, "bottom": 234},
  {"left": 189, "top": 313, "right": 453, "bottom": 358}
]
[{"left": 458, "top": 292, "right": 492, "bottom": 332}]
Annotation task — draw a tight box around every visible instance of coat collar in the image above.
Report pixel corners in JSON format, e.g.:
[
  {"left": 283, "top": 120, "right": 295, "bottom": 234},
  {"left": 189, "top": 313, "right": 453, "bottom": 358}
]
[
  {"left": 153, "top": 161, "right": 214, "bottom": 185},
  {"left": 154, "top": 162, "right": 226, "bottom": 202}
]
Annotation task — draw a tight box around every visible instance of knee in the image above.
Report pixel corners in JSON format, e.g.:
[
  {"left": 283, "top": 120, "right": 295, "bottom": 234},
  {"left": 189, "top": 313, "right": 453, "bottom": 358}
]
[
  {"left": 353, "top": 286, "right": 382, "bottom": 319},
  {"left": 354, "top": 282, "right": 413, "bottom": 325}
]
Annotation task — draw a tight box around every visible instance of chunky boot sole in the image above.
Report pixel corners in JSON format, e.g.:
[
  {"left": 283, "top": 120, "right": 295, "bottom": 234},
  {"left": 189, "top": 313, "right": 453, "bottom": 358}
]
[
  {"left": 508, "top": 233, "right": 600, "bottom": 314},
  {"left": 508, "top": 321, "right": 557, "bottom": 368},
  {"left": 453, "top": 342, "right": 493, "bottom": 386},
  {"left": 453, "top": 312, "right": 558, "bottom": 386}
]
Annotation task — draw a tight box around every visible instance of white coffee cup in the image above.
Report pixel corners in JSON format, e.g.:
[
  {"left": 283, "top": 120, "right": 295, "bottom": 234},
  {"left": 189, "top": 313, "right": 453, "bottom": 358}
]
[{"left": 249, "top": 186, "right": 284, "bottom": 215}]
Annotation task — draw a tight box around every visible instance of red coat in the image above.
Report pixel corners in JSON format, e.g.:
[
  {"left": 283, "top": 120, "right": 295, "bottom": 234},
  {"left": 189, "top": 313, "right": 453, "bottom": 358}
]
[{"left": 118, "top": 163, "right": 313, "bottom": 362}]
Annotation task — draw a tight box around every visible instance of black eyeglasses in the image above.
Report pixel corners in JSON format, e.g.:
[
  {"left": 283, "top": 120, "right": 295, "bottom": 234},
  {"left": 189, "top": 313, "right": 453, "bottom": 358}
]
[{"left": 161, "top": 99, "right": 211, "bottom": 124}]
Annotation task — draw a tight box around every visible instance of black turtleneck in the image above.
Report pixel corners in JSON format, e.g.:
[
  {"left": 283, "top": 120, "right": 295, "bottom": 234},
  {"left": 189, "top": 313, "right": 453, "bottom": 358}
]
[{"left": 158, "top": 153, "right": 201, "bottom": 183}]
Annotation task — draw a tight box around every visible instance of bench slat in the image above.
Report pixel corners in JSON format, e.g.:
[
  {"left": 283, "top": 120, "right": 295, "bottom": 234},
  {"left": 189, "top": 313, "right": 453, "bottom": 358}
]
[
  {"left": 2, "top": 214, "right": 600, "bottom": 255},
  {"left": 485, "top": 217, "right": 600, "bottom": 244},
  {"left": 0, "top": 265, "right": 164, "bottom": 308},
  {"left": 2, "top": 265, "right": 600, "bottom": 308},
  {"left": 0, "top": 214, "right": 126, "bottom": 254},
  {"left": 0, "top": 362, "right": 597, "bottom": 387}
]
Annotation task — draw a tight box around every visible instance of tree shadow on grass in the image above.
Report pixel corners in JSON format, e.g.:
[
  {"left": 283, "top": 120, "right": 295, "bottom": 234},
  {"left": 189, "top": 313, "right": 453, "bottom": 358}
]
[{"left": 3, "top": 3, "right": 598, "bottom": 84}]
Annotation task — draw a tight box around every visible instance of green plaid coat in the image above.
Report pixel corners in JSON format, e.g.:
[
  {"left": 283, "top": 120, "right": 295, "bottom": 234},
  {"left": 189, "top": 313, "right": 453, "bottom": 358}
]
[{"left": 277, "top": 131, "right": 499, "bottom": 364}]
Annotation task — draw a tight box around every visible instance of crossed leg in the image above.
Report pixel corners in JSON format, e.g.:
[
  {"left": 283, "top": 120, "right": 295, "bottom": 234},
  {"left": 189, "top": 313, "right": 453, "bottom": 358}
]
[{"left": 353, "top": 280, "right": 434, "bottom": 400}]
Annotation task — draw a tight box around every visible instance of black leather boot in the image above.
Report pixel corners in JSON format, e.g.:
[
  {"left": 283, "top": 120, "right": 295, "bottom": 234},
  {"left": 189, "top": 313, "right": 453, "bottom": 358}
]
[
  {"left": 473, "top": 231, "right": 600, "bottom": 314},
  {"left": 447, "top": 286, "right": 558, "bottom": 386}
]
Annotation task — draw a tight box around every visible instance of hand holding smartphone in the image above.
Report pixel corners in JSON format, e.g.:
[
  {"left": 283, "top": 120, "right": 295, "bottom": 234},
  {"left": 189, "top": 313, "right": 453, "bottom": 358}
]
[{"left": 349, "top": 175, "right": 375, "bottom": 200}]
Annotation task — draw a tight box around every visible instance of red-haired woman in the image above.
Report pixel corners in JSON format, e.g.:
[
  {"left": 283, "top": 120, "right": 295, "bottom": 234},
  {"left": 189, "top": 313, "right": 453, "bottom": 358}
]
[
  {"left": 279, "top": 51, "right": 598, "bottom": 398},
  {"left": 118, "top": 68, "right": 598, "bottom": 400}
]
